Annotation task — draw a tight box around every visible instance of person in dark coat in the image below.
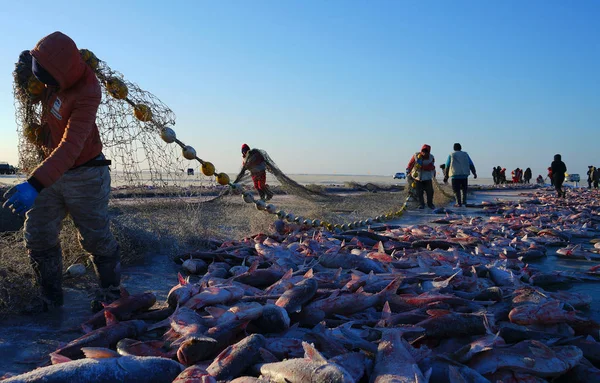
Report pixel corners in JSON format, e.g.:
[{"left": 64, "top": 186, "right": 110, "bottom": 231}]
[
  {"left": 551, "top": 154, "right": 567, "bottom": 198},
  {"left": 524, "top": 168, "right": 532, "bottom": 184},
  {"left": 587, "top": 166, "right": 595, "bottom": 189}
]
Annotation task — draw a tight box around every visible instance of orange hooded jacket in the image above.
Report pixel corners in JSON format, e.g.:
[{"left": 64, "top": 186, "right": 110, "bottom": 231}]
[{"left": 29, "top": 31, "right": 102, "bottom": 189}]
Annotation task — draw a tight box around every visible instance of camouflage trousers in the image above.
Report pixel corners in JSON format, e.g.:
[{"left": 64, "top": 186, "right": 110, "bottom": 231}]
[{"left": 24, "top": 164, "right": 119, "bottom": 288}]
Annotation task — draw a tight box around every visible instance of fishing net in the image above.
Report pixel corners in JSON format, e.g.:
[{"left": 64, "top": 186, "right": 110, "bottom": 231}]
[
  {"left": 13, "top": 49, "right": 188, "bottom": 187},
  {"left": 2, "top": 45, "right": 449, "bottom": 316}
]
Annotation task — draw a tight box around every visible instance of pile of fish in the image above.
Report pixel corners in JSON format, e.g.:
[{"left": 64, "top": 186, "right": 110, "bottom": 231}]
[{"left": 4, "top": 188, "right": 600, "bottom": 382}]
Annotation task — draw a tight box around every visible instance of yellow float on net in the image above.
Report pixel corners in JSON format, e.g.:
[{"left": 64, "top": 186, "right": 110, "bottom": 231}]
[
  {"left": 134, "top": 104, "right": 152, "bottom": 122},
  {"left": 216, "top": 172, "right": 230, "bottom": 185},
  {"left": 201, "top": 162, "right": 215, "bottom": 176},
  {"left": 79, "top": 49, "right": 99, "bottom": 70},
  {"left": 27, "top": 76, "right": 44, "bottom": 96},
  {"left": 105, "top": 77, "right": 128, "bottom": 99},
  {"left": 23, "top": 123, "right": 43, "bottom": 146}
]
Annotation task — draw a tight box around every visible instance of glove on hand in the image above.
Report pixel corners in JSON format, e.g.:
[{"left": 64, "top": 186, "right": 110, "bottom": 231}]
[
  {"left": 474, "top": 173, "right": 478, "bottom": 179},
  {"left": 443, "top": 177, "right": 449, "bottom": 184},
  {"left": 3, "top": 181, "right": 38, "bottom": 216}
]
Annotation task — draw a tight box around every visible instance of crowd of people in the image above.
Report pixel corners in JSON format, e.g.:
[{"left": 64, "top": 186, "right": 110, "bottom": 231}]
[
  {"left": 587, "top": 165, "right": 600, "bottom": 189},
  {"left": 492, "top": 166, "right": 534, "bottom": 184}
]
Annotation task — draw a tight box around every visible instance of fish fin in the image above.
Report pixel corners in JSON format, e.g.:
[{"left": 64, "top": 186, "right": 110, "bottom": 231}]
[
  {"left": 378, "top": 241, "right": 385, "bottom": 254},
  {"left": 81, "top": 347, "right": 121, "bottom": 359},
  {"left": 426, "top": 309, "right": 451, "bottom": 317},
  {"left": 50, "top": 353, "right": 72, "bottom": 365},
  {"left": 302, "top": 342, "right": 327, "bottom": 364},
  {"left": 248, "top": 260, "right": 259, "bottom": 273},
  {"left": 334, "top": 267, "right": 342, "bottom": 280},
  {"left": 259, "top": 347, "right": 279, "bottom": 363},
  {"left": 377, "top": 277, "right": 402, "bottom": 298},
  {"left": 304, "top": 268, "right": 314, "bottom": 278},
  {"left": 205, "top": 306, "right": 228, "bottom": 318},
  {"left": 282, "top": 269, "right": 294, "bottom": 280},
  {"left": 105, "top": 310, "right": 118, "bottom": 326},
  {"left": 377, "top": 301, "right": 391, "bottom": 328},
  {"left": 119, "top": 286, "right": 129, "bottom": 298},
  {"left": 177, "top": 272, "right": 187, "bottom": 286}
]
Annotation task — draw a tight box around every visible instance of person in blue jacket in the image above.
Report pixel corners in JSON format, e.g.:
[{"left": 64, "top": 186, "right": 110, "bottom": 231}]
[{"left": 443, "top": 143, "right": 477, "bottom": 207}]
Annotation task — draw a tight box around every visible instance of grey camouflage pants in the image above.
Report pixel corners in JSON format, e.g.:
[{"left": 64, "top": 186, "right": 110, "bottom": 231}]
[{"left": 24, "top": 165, "right": 118, "bottom": 259}]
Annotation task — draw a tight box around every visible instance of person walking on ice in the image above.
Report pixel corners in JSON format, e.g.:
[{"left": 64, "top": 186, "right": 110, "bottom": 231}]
[{"left": 443, "top": 143, "right": 477, "bottom": 207}]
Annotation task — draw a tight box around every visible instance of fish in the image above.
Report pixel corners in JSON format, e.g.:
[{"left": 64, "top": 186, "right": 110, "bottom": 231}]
[
  {"left": 116, "top": 338, "right": 175, "bottom": 358},
  {"left": 167, "top": 273, "right": 201, "bottom": 308},
  {"left": 467, "top": 340, "right": 582, "bottom": 377},
  {"left": 82, "top": 290, "right": 156, "bottom": 331},
  {"left": 258, "top": 342, "right": 355, "bottom": 383},
  {"left": 2, "top": 355, "right": 183, "bottom": 383},
  {"left": 295, "top": 278, "right": 401, "bottom": 326},
  {"left": 206, "top": 334, "right": 266, "bottom": 380},
  {"left": 184, "top": 284, "right": 245, "bottom": 310},
  {"left": 52, "top": 313, "right": 147, "bottom": 362},
  {"left": 275, "top": 277, "right": 318, "bottom": 313},
  {"left": 182, "top": 258, "right": 208, "bottom": 274},
  {"left": 415, "top": 311, "right": 488, "bottom": 339},
  {"left": 508, "top": 301, "right": 582, "bottom": 326},
  {"left": 370, "top": 328, "right": 428, "bottom": 383},
  {"left": 318, "top": 251, "right": 388, "bottom": 273},
  {"left": 172, "top": 365, "right": 217, "bottom": 382}
]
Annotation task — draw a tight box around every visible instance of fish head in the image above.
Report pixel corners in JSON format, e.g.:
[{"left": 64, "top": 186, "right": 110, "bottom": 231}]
[
  {"left": 313, "top": 363, "right": 355, "bottom": 383},
  {"left": 177, "top": 336, "right": 218, "bottom": 366}
]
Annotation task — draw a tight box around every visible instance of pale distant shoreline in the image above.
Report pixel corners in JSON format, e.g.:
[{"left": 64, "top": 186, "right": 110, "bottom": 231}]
[{"left": 0, "top": 172, "right": 556, "bottom": 188}]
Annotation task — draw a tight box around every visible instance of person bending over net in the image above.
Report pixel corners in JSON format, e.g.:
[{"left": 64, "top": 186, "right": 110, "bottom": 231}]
[{"left": 235, "top": 143, "right": 274, "bottom": 201}]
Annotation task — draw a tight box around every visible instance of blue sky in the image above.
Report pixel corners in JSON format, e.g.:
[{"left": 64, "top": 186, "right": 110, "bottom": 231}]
[{"left": 1, "top": 1, "right": 598, "bottom": 179}]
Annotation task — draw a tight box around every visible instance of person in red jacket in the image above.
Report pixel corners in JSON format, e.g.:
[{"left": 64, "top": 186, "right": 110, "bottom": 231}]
[
  {"left": 406, "top": 144, "right": 436, "bottom": 209},
  {"left": 3, "top": 32, "right": 120, "bottom": 312},
  {"left": 237, "top": 144, "right": 273, "bottom": 201}
]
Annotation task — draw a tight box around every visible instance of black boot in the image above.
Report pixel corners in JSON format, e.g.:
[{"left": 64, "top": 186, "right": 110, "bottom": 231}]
[
  {"left": 28, "top": 245, "right": 64, "bottom": 311},
  {"left": 90, "top": 246, "right": 122, "bottom": 312},
  {"left": 264, "top": 185, "right": 274, "bottom": 201}
]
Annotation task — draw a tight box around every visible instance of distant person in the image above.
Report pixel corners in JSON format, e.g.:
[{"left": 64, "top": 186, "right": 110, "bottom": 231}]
[
  {"left": 406, "top": 144, "right": 436, "bottom": 209},
  {"left": 499, "top": 167, "right": 506, "bottom": 184},
  {"left": 547, "top": 167, "right": 554, "bottom": 186},
  {"left": 551, "top": 154, "right": 567, "bottom": 198},
  {"left": 536, "top": 175, "right": 544, "bottom": 184},
  {"left": 235, "top": 143, "right": 273, "bottom": 201},
  {"left": 3, "top": 33, "right": 120, "bottom": 312},
  {"left": 594, "top": 167, "right": 600, "bottom": 189},
  {"left": 492, "top": 167, "right": 498, "bottom": 185},
  {"left": 511, "top": 169, "right": 517, "bottom": 184},
  {"left": 524, "top": 168, "right": 532, "bottom": 184},
  {"left": 587, "top": 166, "right": 595, "bottom": 189},
  {"left": 439, "top": 163, "right": 446, "bottom": 178},
  {"left": 443, "top": 143, "right": 477, "bottom": 207}
]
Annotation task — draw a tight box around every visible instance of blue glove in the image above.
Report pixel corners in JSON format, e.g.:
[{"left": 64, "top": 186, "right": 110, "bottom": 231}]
[{"left": 2, "top": 181, "right": 39, "bottom": 216}]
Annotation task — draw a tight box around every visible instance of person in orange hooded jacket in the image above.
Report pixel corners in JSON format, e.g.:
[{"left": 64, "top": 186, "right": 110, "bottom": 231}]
[{"left": 3, "top": 32, "right": 120, "bottom": 312}]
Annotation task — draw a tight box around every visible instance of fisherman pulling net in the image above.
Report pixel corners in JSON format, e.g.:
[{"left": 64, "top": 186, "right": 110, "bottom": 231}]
[
  {"left": 234, "top": 143, "right": 329, "bottom": 201},
  {"left": 13, "top": 46, "right": 186, "bottom": 187}
]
